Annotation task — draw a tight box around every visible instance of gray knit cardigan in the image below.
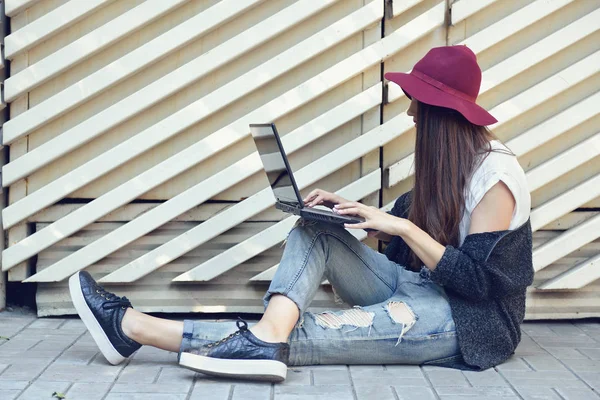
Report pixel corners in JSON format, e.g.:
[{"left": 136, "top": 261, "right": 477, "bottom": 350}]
[{"left": 384, "top": 191, "right": 534, "bottom": 370}]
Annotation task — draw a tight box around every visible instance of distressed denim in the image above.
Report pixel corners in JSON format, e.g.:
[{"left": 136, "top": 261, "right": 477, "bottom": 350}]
[{"left": 180, "top": 218, "right": 460, "bottom": 366}]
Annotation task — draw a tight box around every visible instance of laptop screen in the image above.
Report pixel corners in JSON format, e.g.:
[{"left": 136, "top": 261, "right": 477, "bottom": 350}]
[{"left": 250, "top": 124, "right": 303, "bottom": 207}]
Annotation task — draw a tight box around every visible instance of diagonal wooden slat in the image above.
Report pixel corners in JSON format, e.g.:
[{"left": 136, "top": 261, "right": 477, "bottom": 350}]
[
  {"left": 527, "top": 132, "right": 600, "bottom": 192},
  {"left": 386, "top": 51, "right": 600, "bottom": 187},
  {"left": 3, "top": 0, "right": 190, "bottom": 103},
  {"left": 4, "top": 0, "right": 115, "bottom": 60},
  {"left": 450, "top": 0, "right": 498, "bottom": 25},
  {"left": 530, "top": 174, "right": 600, "bottom": 232},
  {"left": 538, "top": 253, "right": 600, "bottom": 290},
  {"left": 97, "top": 84, "right": 383, "bottom": 283},
  {"left": 5, "top": 0, "right": 40, "bottom": 17},
  {"left": 388, "top": 0, "right": 426, "bottom": 18},
  {"left": 533, "top": 213, "right": 600, "bottom": 272},
  {"left": 250, "top": 199, "right": 397, "bottom": 282},
  {"left": 2, "top": 0, "right": 371, "bottom": 228},
  {"left": 461, "top": 0, "right": 576, "bottom": 54},
  {"left": 1, "top": 0, "right": 337, "bottom": 184},
  {"left": 2, "top": 2, "right": 446, "bottom": 272},
  {"left": 1, "top": 0, "right": 266, "bottom": 143},
  {"left": 147, "top": 170, "right": 380, "bottom": 283}
]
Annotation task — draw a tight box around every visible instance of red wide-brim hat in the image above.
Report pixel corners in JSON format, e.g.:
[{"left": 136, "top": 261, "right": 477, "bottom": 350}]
[{"left": 385, "top": 45, "right": 497, "bottom": 126}]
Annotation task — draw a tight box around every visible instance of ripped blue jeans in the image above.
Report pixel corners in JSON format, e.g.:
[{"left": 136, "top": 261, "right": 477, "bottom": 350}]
[{"left": 180, "top": 219, "right": 460, "bottom": 366}]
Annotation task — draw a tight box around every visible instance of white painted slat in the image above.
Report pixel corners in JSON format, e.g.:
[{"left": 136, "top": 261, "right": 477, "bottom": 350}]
[
  {"left": 5, "top": 0, "right": 39, "bottom": 17},
  {"left": 527, "top": 132, "right": 600, "bottom": 192},
  {"left": 4, "top": 0, "right": 114, "bottom": 60},
  {"left": 1, "top": 3, "right": 446, "bottom": 272},
  {"left": 538, "top": 253, "right": 600, "bottom": 290},
  {"left": 508, "top": 91, "right": 600, "bottom": 157},
  {"left": 451, "top": 0, "right": 498, "bottom": 25},
  {"left": 386, "top": 51, "right": 600, "bottom": 187},
  {"left": 162, "top": 171, "right": 380, "bottom": 283},
  {"left": 250, "top": 199, "right": 396, "bottom": 282},
  {"left": 29, "top": 84, "right": 383, "bottom": 283},
  {"left": 1, "top": 0, "right": 370, "bottom": 227},
  {"left": 1, "top": 0, "right": 335, "bottom": 177},
  {"left": 389, "top": 0, "right": 426, "bottom": 18},
  {"left": 3, "top": 0, "right": 189, "bottom": 103},
  {"left": 460, "top": 0, "right": 575, "bottom": 54},
  {"left": 533, "top": 213, "right": 600, "bottom": 272},
  {"left": 480, "top": 8, "right": 600, "bottom": 93},
  {"left": 530, "top": 174, "right": 600, "bottom": 232}
]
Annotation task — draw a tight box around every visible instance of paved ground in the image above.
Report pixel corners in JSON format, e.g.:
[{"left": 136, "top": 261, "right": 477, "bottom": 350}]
[{"left": 0, "top": 310, "right": 599, "bottom": 400}]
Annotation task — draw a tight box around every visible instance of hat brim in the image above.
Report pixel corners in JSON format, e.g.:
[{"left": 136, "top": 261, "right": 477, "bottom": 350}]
[{"left": 384, "top": 72, "right": 497, "bottom": 126}]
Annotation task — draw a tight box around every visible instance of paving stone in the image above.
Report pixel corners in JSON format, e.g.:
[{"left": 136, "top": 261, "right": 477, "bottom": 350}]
[
  {"left": 463, "top": 369, "right": 509, "bottom": 386},
  {"left": 424, "top": 369, "right": 469, "bottom": 387},
  {"left": 577, "top": 372, "right": 600, "bottom": 390},
  {"left": 543, "top": 347, "right": 590, "bottom": 360},
  {"left": 0, "top": 338, "right": 40, "bottom": 354},
  {"left": 436, "top": 386, "right": 516, "bottom": 397},
  {"left": 384, "top": 365, "right": 424, "bottom": 378},
  {"left": 514, "top": 387, "right": 562, "bottom": 399},
  {"left": 58, "top": 319, "right": 87, "bottom": 333},
  {"left": 18, "top": 380, "right": 70, "bottom": 400},
  {"left": 350, "top": 365, "right": 428, "bottom": 387},
  {"left": 0, "top": 380, "right": 29, "bottom": 390},
  {"left": 281, "top": 368, "right": 311, "bottom": 386},
  {"left": 38, "top": 364, "right": 121, "bottom": 383},
  {"left": 130, "top": 346, "right": 178, "bottom": 366},
  {"left": 0, "top": 390, "right": 20, "bottom": 399},
  {"left": 496, "top": 357, "right": 533, "bottom": 371},
  {"left": 501, "top": 370, "right": 587, "bottom": 389},
  {"left": 394, "top": 386, "right": 437, "bottom": 400},
  {"left": 533, "top": 336, "right": 600, "bottom": 347},
  {"left": 0, "top": 362, "right": 47, "bottom": 381},
  {"left": 105, "top": 394, "right": 187, "bottom": 400},
  {"left": 355, "top": 385, "right": 396, "bottom": 400},
  {"left": 117, "top": 365, "right": 162, "bottom": 383},
  {"left": 555, "top": 387, "right": 600, "bottom": 400},
  {"left": 28, "top": 319, "right": 67, "bottom": 330},
  {"left": 522, "top": 355, "right": 568, "bottom": 371},
  {"left": 578, "top": 348, "right": 600, "bottom": 360},
  {"left": 189, "top": 376, "right": 232, "bottom": 400},
  {"left": 65, "top": 382, "right": 112, "bottom": 400},
  {"left": 561, "top": 358, "right": 600, "bottom": 372},
  {"left": 231, "top": 383, "right": 271, "bottom": 400},
  {"left": 521, "top": 324, "right": 558, "bottom": 337},
  {"left": 312, "top": 368, "right": 350, "bottom": 385},
  {"left": 110, "top": 383, "right": 192, "bottom": 394},
  {"left": 274, "top": 385, "right": 354, "bottom": 400},
  {"left": 54, "top": 349, "right": 98, "bottom": 365}
]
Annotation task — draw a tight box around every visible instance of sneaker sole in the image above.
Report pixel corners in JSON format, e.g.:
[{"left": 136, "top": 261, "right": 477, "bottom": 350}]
[
  {"left": 179, "top": 352, "right": 287, "bottom": 382},
  {"left": 69, "top": 272, "right": 126, "bottom": 365}
]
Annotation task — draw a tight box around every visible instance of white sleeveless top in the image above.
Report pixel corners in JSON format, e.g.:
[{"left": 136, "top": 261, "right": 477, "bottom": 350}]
[{"left": 458, "top": 140, "right": 531, "bottom": 246}]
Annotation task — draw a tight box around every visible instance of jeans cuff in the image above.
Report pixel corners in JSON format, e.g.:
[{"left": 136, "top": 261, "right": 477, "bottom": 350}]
[{"left": 178, "top": 320, "right": 196, "bottom": 362}]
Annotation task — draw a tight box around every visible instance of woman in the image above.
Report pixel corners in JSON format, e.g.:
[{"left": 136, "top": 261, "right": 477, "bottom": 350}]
[{"left": 69, "top": 45, "right": 534, "bottom": 382}]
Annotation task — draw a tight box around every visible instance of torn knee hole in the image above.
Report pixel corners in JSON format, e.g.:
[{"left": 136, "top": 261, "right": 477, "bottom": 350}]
[
  {"left": 314, "top": 307, "right": 374, "bottom": 330},
  {"left": 385, "top": 301, "right": 416, "bottom": 342}
]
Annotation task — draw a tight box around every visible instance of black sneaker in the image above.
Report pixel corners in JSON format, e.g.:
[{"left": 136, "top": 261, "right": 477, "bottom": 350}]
[
  {"left": 69, "top": 271, "right": 141, "bottom": 365},
  {"left": 179, "top": 319, "right": 289, "bottom": 382}
]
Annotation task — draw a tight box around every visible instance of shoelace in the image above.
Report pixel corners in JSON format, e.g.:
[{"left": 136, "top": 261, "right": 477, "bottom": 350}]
[
  {"left": 95, "top": 286, "right": 132, "bottom": 310},
  {"left": 207, "top": 318, "right": 248, "bottom": 348}
]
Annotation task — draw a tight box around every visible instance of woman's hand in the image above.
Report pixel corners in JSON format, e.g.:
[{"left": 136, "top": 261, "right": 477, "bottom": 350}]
[
  {"left": 303, "top": 189, "right": 348, "bottom": 209},
  {"left": 333, "top": 201, "right": 410, "bottom": 236}
]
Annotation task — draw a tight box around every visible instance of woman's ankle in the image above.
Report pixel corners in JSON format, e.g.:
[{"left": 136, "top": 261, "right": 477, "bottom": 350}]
[
  {"left": 250, "top": 320, "right": 291, "bottom": 343},
  {"left": 121, "top": 308, "right": 144, "bottom": 344}
]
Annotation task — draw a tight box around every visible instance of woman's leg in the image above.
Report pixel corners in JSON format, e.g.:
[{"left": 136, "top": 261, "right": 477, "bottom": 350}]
[{"left": 121, "top": 309, "right": 183, "bottom": 353}]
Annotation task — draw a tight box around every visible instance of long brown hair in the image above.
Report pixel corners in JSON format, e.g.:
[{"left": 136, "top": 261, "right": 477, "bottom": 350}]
[{"left": 407, "top": 101, "right": 498, "bottom": 271}]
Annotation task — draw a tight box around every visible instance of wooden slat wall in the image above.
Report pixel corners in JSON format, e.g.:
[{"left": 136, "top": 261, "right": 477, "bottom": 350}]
[{"left": 0, "top": 0, "right": 598, "bottom": 318}]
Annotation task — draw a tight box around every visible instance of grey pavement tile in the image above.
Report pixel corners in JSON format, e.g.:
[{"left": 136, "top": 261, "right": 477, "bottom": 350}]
[
  {"left": 350, "top": 365, "right": 428, "bottom": 387},
  {"left": 501, "top": 370, "right": 588, "bottom": 389},
  {"left": 0, "top": 380, "right": 29, "bottom": 390},
  {"left": 522, "top": 355, "right": 569, "bottom": 371},
  {"left": 424, "top": 369, "right": 469, "bottom": 387},
  {"left": 65, "top": 382, "right": 112, "bottom": 400},
  {"left": 514, "top": 387, "right": 562, "bottom": 399},
  {"left": 521, "top": 323, "right": 559, "bottom": 337},
  {"left": 384, "top": 365, "right": 424, "bottom": 378},
  {"left": 394, "top": 386, "right": 437, "bottom": 400},
  {"left": 355, "top": 385, "right": 395, "bottom": 400},
  {"left": 547, "top": 323, "right": 591, "bottom": 337},
  {"left": 555, "top": 387, "right": 600, "bottom": 400},
  {"left": 130, "top": 346, "right": 178, "bottom": 366},
  {"left": 28, "top": 319, "right": 67, "bottom": 330},
  {"left": 38, "top": 364, "right": 121, "bottom": 383},
  {"left": 0, "top": 362, "right": 47, "bottom": 381},
  {"left": 312, "top": 368, "right": 350, "bottom": 385},
  {"left": 578, "top": 348, "right": 600, "bottom": 360},
  {"left": 18, "top": 380, "right": 70, "bottom": 400},
  {"left": 110, "top": 383, "right": 192, "bottom": 394},
  {"left": 232, "top": 383, "right": 272, "bottom": 400},
  {"left": 436, "top": 386, "right": 516, "bottom": 397},
  {"left": 54, "top": 349, "right": 99, "bottom": 365},
  {"left": 105, "top": 394, "right": 187, "bottom": 400},
  {"left": 117, "top": 365, "right": 162, "bottom": 383},
  {"left": 58, "top": 319, "right": 88, "bottom": 333},
  {"left": 0, "top": 338, "right": 40, "bottom": 354},
  {"left": 533, "top": 336, "right": 600, "bottom": 347},
  {"left": 189, "top": 382, "right": 231, "bottom": 400},
  {"left": 157, "top": 366, "right": 196, "bottom": 385},
  {"left": 560, "top": 358, "right": 600, "bottom": 372},
  {"left": 0, "top": 356, "right": 55, "bottom": 368},
  {"left": 543, "top": 347, "right": 590, "bottom": 360},
  {"left": 281, "top": 368, "right": 311, "bottom": 386},
  {"left": 274, "top": 385, "right": 354, "bottom": 400},
  {"left": 496, "top": 357, "right": 533, "bottom": 372},
  {"left": 0, "top": 390, "right": 20, "bottom": 400},
  {"left": 463, "top": 369, "right": 509, "bottom": 387},
  {"left": 577, "top": 372, "right": 600, "bottom": 390}
]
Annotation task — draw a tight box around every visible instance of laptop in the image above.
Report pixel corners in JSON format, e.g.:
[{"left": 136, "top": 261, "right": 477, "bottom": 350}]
[{"left": 249, "top": 123, "right": 366, "bottom": 227}]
